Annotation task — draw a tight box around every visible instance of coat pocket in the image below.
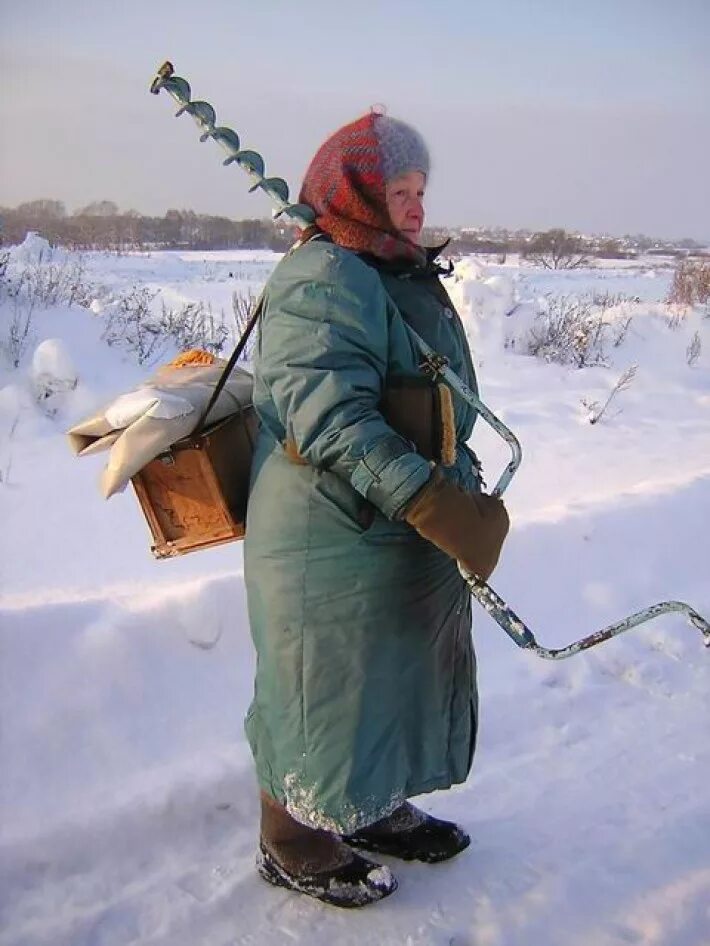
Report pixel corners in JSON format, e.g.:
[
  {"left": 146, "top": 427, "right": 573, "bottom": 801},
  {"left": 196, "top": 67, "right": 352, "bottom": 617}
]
[{"left": 314, "top": 468, "right": 377, "bottom": 533}]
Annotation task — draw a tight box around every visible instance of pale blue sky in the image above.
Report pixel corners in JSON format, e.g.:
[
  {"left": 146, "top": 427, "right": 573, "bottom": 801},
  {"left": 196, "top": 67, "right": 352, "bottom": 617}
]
[{"left": 2, "top": 0, "right": 709, "bottom": 239}]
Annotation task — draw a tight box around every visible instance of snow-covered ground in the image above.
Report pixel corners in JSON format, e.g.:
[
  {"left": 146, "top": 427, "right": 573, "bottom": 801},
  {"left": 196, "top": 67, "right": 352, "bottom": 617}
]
[{"left": 1, "top": 238, "right": 709, "bottom": 946}]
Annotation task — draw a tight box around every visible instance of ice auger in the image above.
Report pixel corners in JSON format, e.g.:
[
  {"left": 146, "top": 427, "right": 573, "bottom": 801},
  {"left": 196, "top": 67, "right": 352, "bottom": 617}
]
[{"left": 150, "top": 61, "right": 710, "bottom": 660}]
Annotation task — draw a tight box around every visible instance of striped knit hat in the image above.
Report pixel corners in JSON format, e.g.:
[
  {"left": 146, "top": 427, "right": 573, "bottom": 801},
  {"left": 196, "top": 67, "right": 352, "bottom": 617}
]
[{"left": 299, "top": 112, "right": 429, "bottom": 264}]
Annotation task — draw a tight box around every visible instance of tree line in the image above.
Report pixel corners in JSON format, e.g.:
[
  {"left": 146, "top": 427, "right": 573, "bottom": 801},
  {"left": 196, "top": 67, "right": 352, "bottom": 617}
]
[
  {"left": 0, "top": 199, "right": 296, "bottom": 252},
  {"left": 2, "top": 200, "right": 703, "bottom": 268}
]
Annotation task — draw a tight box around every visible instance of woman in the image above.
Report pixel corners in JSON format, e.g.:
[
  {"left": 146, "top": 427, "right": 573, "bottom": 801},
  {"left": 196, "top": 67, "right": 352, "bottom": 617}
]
[{"left": 244, "top": 111, "right": 509, "bottom": 907}]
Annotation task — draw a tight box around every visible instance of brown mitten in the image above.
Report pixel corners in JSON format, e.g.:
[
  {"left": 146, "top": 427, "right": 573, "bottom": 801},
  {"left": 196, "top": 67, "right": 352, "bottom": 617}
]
[{"left": 403, "top": 467, "right": 510, "bottom": 581}]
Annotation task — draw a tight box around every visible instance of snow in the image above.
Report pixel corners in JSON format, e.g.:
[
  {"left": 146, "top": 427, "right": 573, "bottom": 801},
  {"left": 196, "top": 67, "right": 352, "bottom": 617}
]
[
  {"left": 30, "top": 338, "right": 78, "bottom": 409},
  {"left": 1, "top": 244, "right": 709, "bottom": 945}
]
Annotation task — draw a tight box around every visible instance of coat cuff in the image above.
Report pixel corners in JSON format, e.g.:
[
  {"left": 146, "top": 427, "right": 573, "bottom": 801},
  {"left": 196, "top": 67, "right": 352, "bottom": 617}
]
[{"left": 350, "top": 436, "right": 432, "bottom": 520}]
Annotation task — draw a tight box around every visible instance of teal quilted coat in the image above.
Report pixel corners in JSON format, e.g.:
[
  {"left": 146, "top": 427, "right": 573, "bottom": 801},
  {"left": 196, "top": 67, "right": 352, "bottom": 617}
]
[{"left": 244, "top": 237, "right": 481, "bottom": 833}]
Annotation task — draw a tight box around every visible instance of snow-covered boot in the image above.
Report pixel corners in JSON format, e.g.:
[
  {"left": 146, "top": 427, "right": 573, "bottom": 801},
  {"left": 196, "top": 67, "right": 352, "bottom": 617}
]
[
  {"left": 343, "top": 802, "right": 470, "bottom": 863},
  {"left": 258, "top": 791, "right": 397, "bottom": 908}
]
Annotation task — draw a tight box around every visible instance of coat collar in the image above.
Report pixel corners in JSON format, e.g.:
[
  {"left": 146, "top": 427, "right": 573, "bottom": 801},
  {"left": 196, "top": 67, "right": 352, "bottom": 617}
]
[{"left": 358, "top": 239, "right": 453, "bottom": 280}]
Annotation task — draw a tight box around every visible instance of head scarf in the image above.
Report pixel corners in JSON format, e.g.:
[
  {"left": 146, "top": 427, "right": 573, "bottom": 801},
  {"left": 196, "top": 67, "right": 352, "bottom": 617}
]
[{"left": 299, "top": 112, "right": 428, "bottom": 265}]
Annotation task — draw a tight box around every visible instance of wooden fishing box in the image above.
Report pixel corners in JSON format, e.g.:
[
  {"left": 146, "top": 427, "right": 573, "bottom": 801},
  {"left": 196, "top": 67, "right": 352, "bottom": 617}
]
[{"left": 131, "top": 407, "right": 258, "bottom": 559}]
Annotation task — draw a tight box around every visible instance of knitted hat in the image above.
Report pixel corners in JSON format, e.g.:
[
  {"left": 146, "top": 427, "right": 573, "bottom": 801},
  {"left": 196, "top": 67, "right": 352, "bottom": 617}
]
[
  {"left": 372, "top": 115, "right": 430, "bottom": 183},
  {"left": 299, "top": 112, "right": 429, "bottom": 264}
]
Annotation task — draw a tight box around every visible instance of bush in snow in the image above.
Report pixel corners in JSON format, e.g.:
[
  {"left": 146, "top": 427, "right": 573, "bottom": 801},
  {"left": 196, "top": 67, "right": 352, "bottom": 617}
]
[
  {"left": 100, "top": 286, "right": 165, "bottom": 365},
  {"left": 526, "top": 292, "right": 635, "bottom": 368},
  {"left": 160, "top": 300, "right": 230, "bottom": 356},
  {"left": 686, "top": 331, "right": 702, "bottom": 367},
  {"left": 0, "top": 240, "right": 96, "bottom": 368},
  {"left": 4, "top": 234, "right": 93, "bottom": 308},
  {"left": 232, "top": 287, "right": 261, "bottom": 360},
  {"left": 1, "top": 292, "right": 35, "bottom": 370},
  {"left": 12, "top": 258, "right": 94, "bottom": 312},
  {"left": 1, "top": 253, "right": 35, "bottom": 368},
  {"left": 101, "top": 288, "right": 230, "bottom": 365},
  {"left": 581, "top": 364, "right": 637, "bottom": 424},
  {"left": 667, "top": 260, "right": 710, "bottom": 309}
]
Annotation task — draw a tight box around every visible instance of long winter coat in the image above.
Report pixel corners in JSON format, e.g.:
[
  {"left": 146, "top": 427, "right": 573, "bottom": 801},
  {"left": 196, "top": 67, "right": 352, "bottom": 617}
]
[{"left": 244, "top": 237, "right": 481, "bottom": 833}]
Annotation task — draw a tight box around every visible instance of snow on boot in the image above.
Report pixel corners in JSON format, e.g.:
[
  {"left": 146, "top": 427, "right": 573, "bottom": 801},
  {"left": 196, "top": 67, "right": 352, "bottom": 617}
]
[
  {"left": 257, "top": 843, "right": 397, "bottom": 908},
  {"left": 343, "top": 802, "right": 470, "bottom": 864},
  {"left": 258, "top": 790, "right": 397, "bottom": 907}
]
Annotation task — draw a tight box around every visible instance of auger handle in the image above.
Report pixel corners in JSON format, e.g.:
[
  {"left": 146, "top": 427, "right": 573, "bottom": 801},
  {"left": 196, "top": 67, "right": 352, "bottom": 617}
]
[
  {"left": 150, "top": 60, "right": 175, "bottom": 95},
  {"left": 409, "top": 330, "right": 522, "bottom": 497},
  {"left": 465, "top": 578, "right": 710, "bottom": 659}
]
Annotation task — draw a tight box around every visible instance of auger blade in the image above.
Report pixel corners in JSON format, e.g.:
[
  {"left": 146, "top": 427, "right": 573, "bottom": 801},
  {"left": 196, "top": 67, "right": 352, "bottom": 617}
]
[
  {"left": 151, "top": 61, "right": 318, "bottom": 229},
  {"left": 165, "top": 77, "right": 192, "bottom": 107},
  {"left": 236, "top": 150, "right": 265, "bottom": 178},
  {"left": 281, "top": 202, "right": 316, "bottom": 225},
  {"left": 212, "top": 126, "right": 241, "bottom": 155},
  {"left": 184, "top": 101, "right": 216, "bottom": 134},
  {"left": 260, "top": 177, "right": 290, "bottom": 205}
]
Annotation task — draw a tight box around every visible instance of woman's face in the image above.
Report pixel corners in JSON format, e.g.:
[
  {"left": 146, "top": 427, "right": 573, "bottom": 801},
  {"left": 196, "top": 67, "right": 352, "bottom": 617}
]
[{"left": 385, "top": 171, "right": 426, "bottom": 243}]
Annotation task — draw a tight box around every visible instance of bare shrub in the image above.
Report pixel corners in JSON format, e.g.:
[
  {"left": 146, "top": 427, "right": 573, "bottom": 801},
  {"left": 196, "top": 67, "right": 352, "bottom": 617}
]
[
  {"left": 160, "top": 300, "right": 230, "bottom": 355},
  {"left": 612, "top": 316, "right": 634, "bottom": 347},
  {"left": 667, "top": 261, "right": 710, "bottom": 308},
  {"left": 686, "top": 331, "right": 702, "bottom": 367},
  {"left": 232, "top": 286, "right": 261, "bottom": 360},
  {"left": 2, "top": 300, "right": 35, "bottom": 368},
  {"left": 101, "top": 289, "right": 231, "bottom": 365},
  {"left": 592, "top": 292, "right": 636, "bottom": 347},
  {"left": 527, "top": 295, "right": 608, "bottom": 367},
  {"left": 101, "top": 287, "right": 165, "bottom": 365},
  {"left": 0, "top": 255, "right": 95, "bottom": 367},
  {"left": 666, "top": 308, "right": 685, "bottom": 330},
  {"left": 8, "top": 255, "right": 94, "bottom": 310},
  {"left": 1, "top": 258, "right": 35, "bottom": 367},
  {"left": 26, "top": 258, "right": 92, "bottom": 308},
  {"left": 526, "top": 292, "right": 639, "bottom": 368},
  {"left": 581, "top": 365, "right": 638, "bottom": 424},
  {"left": 0, "top": 411, "right": 20, "bottom": 485}
]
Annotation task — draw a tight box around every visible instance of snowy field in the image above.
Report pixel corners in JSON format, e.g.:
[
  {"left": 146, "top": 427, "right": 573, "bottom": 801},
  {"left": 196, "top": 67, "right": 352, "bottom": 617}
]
[{"left": 1, "top": 238, "right": 709, "bottom": 946}]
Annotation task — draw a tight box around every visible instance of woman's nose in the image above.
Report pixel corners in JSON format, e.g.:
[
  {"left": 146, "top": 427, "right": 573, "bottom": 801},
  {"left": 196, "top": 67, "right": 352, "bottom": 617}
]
[{"left": 407, "top": 200, "right": 423, "bottom": 218}]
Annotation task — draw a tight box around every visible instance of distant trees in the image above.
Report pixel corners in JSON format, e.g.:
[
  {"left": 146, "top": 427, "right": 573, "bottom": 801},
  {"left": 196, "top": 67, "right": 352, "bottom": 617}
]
[
  {"left": 0, "top": 200, "right": 297, "bottom": 252},
  {"left": 446, "top": 234, "right": 509, "bottom": 257},
  {"left": 522, "top": 229, "right": 590, "bottom": 270},
  {"left": 75, "top": 200, "right": 120, "bottom": 217},
  {"left": 1, "top": 202, "right": 703, "bottom": 265},
  {"left": 596, "top": 239, "right": 628, "bottom": 260},
  {"left": 16, "top": 199, "right": 67, "bottom": 219}
]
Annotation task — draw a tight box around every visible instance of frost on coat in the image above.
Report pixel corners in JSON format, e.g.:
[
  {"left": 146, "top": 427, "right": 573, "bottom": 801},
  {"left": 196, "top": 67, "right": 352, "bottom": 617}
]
[{"left": 244, "top": 240, "right": 480, "bottom": 832}]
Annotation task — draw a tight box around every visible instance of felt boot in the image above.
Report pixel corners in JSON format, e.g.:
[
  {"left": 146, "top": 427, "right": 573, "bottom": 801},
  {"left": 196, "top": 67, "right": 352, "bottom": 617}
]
[
  {"left": 257, "top": 791, "right": 397, "bottom": 908},
  {"left": 343, "top": 802, "right": 470, "bottom": 864}
]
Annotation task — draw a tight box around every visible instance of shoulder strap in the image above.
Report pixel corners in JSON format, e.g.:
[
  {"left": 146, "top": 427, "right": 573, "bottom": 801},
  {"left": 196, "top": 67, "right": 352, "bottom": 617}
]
[
  {"left": 190, "top": 291, "right": 264, "bottom": 439},
  {"left": 190, "top": 229, "right": 340, "bottom": 438}
]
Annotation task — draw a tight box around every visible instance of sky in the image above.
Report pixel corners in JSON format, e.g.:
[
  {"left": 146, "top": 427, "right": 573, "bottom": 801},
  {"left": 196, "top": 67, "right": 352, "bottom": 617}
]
[{"left": 1, "top": 0, "right": 709, "bottom": 241}]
